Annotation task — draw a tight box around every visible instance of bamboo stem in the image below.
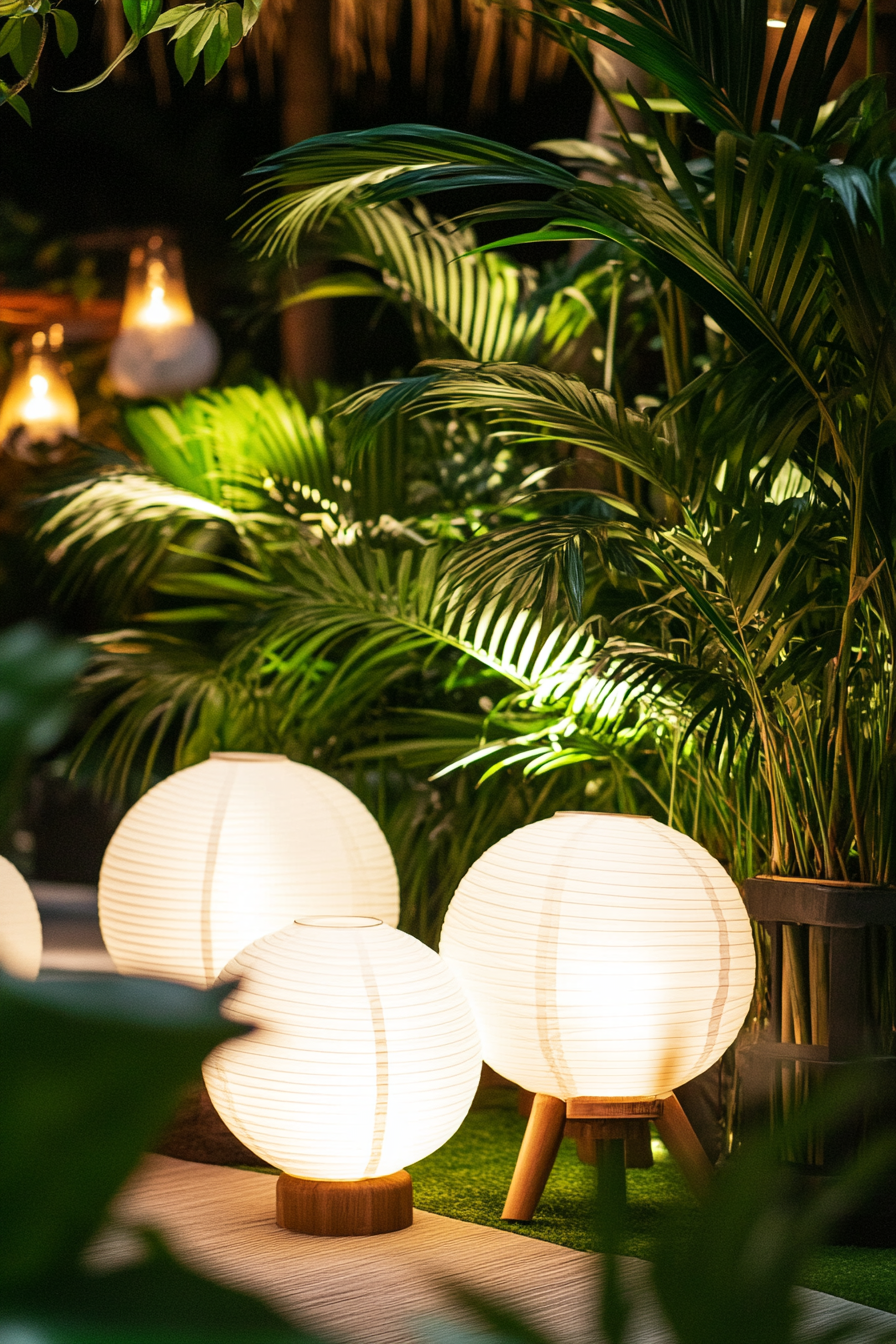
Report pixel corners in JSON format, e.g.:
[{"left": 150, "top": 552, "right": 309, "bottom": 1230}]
[
  {"left": 808, "top": 924, "right": 829, "bottom": 1047},
  {"left": 603, "top": 264, "right": 623, "bottom": 395},
  {"left": 783, "top": 924, "right": 811, "bottom": 1045}
]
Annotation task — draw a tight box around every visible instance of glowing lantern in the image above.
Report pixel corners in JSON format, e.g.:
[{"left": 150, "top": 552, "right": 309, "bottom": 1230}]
[
  {"left": 0, "top": 857, "right": 42, "bottom": 980},
  {"left": 108, "top": 235, "right": 219, "bottom": 398},
  {"left": 98, "top": 752, "right": 400, "bottom": 989},
  {"left": 440, "top": 812, "right": 755, "bottom": 1102},
  {"left": 203, "top": 916, "right": 481, "bottom": 1235},
  {"left": 0, "top": 327, "right": 79, "bottom": 457}
]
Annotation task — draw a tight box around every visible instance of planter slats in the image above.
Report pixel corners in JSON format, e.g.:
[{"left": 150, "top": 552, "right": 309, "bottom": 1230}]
[{"left": 738, "top": 876, "right": 896, "bottom": 1245}]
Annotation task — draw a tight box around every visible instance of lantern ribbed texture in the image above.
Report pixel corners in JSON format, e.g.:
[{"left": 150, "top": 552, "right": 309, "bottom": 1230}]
[
  {"left": 439, "top": 812, "right": 755, "bottom": 1101},
  {"left": 99, "top": 753, "right": 399, "bottom": 989},
  {"left": 203, "top": 917, "right": 481, "bottom": 1180},
  {"left": 0, "top": 857, "right": 42, "bottom": 980}
]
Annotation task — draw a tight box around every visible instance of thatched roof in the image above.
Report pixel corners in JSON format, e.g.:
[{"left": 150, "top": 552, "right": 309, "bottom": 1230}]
[{"left": 101, "top": 0, "right": 571, "bottom": 111}]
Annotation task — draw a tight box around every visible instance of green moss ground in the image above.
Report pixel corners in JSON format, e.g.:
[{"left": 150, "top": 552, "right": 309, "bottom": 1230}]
[{"left": 408, "top": 1088, "right": 896, "bottom": 1316}]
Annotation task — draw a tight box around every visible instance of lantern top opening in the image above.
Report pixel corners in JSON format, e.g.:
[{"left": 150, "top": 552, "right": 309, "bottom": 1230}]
[
  {"left": 208, "top": 751, "right": 288, "bottom": 763},
  {"left": 554, "top": 810, "right": 654, "bottom": 819},
  {"left": 295, "top": 916, "right": 384, "bottom": 929}
]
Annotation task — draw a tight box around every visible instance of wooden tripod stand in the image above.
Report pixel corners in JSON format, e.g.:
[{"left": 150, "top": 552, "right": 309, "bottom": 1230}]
[{"left": 502, "top": 1093, "right": 714, "bottom": 1221}]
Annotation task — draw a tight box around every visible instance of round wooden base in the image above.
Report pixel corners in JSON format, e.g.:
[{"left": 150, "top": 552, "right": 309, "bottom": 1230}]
[{"left": 276, "top": 1170, "right": 414, "bottom": 1237}]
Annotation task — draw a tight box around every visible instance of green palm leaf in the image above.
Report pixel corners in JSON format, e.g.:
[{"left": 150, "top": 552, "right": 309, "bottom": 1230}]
[{"left": 125, "top": 381, "right": 337, "bottom": 509}]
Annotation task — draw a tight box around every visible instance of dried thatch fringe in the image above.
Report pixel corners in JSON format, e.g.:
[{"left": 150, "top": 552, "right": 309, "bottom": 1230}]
[
  {"left": 322, "top": 0, "right": 569, "bottom": 104},
  {"left": 100, "top": 0, "right": 570, "bottom": 110}
]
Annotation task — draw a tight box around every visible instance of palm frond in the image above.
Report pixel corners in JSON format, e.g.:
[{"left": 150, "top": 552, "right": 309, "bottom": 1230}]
[
  {"left": 283, "top": 200, "right": 634, "bottom": 369},
  {"left": 240, "top": 125, "right": 578, "bottom": 262},
  {"left": 340, "top": 361, "right": 684, "bottom": 497},
  {"left": 527, "top": 0, "right": 863, "bottom": 144},
  {"left": 244, "top": 121, "right": 863, "bottom": 409},
  {"left": 125, "top": 381, "right": 337, "bottom": 509},
  {"left": 35, "top": 474, "right": 260, "bottom": 619},
  {"left": 284, "top": 202, "right": 550, "bottom": 362}
]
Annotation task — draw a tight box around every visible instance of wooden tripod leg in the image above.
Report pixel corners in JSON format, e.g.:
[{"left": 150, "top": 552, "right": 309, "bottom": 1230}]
[
  {"left": 501, "top": 1092, "right": 566, "bottom": 1221},
  {"left": 654, "top": 1093, "right": 714, "bottom": 1199}
]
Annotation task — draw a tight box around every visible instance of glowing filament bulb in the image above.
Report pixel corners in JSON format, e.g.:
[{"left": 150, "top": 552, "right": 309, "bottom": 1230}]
[
  {"left": 139, "top": 263, "right": 174, "bottom": 328},
  {"left": 22, "top": 374, "right": 54, "bottom": 423}
]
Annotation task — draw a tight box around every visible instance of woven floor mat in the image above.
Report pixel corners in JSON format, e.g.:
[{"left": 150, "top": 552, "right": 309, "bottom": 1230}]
[{"left": 100, "top": 1155, "right": 894, "bottom": 1344}]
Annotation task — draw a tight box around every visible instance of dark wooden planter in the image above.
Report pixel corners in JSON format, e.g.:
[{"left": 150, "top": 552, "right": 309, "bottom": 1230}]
[{"left": 738, "top": 876, "right": 896, "bottom": 1245}]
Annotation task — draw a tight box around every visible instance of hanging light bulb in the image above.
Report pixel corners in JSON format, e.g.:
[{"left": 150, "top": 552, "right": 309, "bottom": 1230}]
[
  {"left": 108, "top": 234, "right": 220, "bottom": 399},
  {"left": 0, "top": 325, "right": 79, "bottom": 460}
]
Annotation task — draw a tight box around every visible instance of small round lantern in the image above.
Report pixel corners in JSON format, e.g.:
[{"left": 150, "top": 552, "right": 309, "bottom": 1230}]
[
  {"left": 203, "top": 917, "right": 481, "bottom": 1235},
  {"left": 99, "top": 753, "right": 400, "bottom": 989},
  {"left": 440, "top": 812, "right": 755, "bottom": 1217},
  {"left": 0, "top": 857, "right": 42, "bottom": 980},
  {"left": 108, "top": 235, "right": 219, "bottom": 398}
]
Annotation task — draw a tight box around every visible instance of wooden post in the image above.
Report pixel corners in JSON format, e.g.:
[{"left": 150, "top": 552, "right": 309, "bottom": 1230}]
[
  {"left": 279, "top": 0, "right": 333, "bottom": 382},
  {"left": 653, "top": 1093, "right": 714, "bottom": 1199},
  {"left": 501, "top": 1092, "right": 566, "bottom": 1221}
]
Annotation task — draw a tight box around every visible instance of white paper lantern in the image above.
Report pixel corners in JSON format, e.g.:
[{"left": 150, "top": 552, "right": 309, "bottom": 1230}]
[
  {"left": 0, "top": 858, "right": 42, "bottom": 980},
  {"left": 99, "top": 753, "right": 399, "bottom": 989},
  {"left": 440, "top": 812, "right": 755, "bottom": 1101},
  {"left": 203, "top": 917, "right": 481, "bottom": 1181}
]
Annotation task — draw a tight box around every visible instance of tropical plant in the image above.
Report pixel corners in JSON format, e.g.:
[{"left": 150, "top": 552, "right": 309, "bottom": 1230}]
[
  {"left": 34, "top": 381, "right": 616, "bottom": 942},
  {"left": 240, "top": 0, "right": 896, "bottom": 888}
]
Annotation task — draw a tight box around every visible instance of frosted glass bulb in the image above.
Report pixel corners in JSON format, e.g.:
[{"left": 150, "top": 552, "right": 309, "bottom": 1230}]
[
  {"left": 440, "top": 812, "right": 755, "bottom": 1101},
  {"left": 203, "top": 917, "right": 482, "bottom": 1179},
  {"left": 109, "top": 236, "right": 219, "bottom": 397},
  {"left": 99, "top": 752, "right": 400, "bottom": 989},
  {"left": 0, "top": 858, "right": 42, "bottom": 979}
]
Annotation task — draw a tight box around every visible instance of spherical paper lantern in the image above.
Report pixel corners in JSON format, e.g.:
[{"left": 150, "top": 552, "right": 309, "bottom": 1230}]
[
  {"left": 203, "top": 916, "right": 481, "bottom": 1234},
  {"left": 99, "top": 752, "right": 399, "bottom": 989},
  {"left": 0, "top": 858, "right": 42, "bottom": 980},
  {"left": 440, "top": 812, "right": 755, "bottom": 1102}
]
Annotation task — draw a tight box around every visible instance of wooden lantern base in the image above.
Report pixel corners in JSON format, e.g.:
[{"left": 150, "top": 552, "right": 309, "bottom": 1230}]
[
  {"left": 276, "top": 1170, "right": 414, "bottom": 1237},
  {"left": 501, "top": 1093, "right": 714, "bottom": 1221}
]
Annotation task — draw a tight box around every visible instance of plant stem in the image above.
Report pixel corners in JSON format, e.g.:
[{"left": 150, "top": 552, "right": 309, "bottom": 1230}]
[
  {"left": 603, "top": 264, "right": 623, "bottom": 395},
  {"left": 867, "top": 0, "right": 877, "bottom": 77},
  {"left": 4, "top": 16, "right": 47, "bottom": 101}
]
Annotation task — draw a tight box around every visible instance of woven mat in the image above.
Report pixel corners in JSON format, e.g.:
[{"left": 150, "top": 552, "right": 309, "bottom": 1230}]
[{"left": 96, "top": 1156, "right": 894, "bottom": 1343}]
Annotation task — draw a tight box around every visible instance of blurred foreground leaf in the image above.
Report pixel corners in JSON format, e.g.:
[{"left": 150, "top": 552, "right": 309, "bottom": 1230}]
[{"left": 0, "top": 972, "right": 246, "bottom": 1291}]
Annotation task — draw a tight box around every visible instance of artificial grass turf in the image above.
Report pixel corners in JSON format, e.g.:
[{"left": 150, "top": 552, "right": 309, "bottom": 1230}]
[{"left": 408, "top": 1087, "right": 896, "bottom": 1316}]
